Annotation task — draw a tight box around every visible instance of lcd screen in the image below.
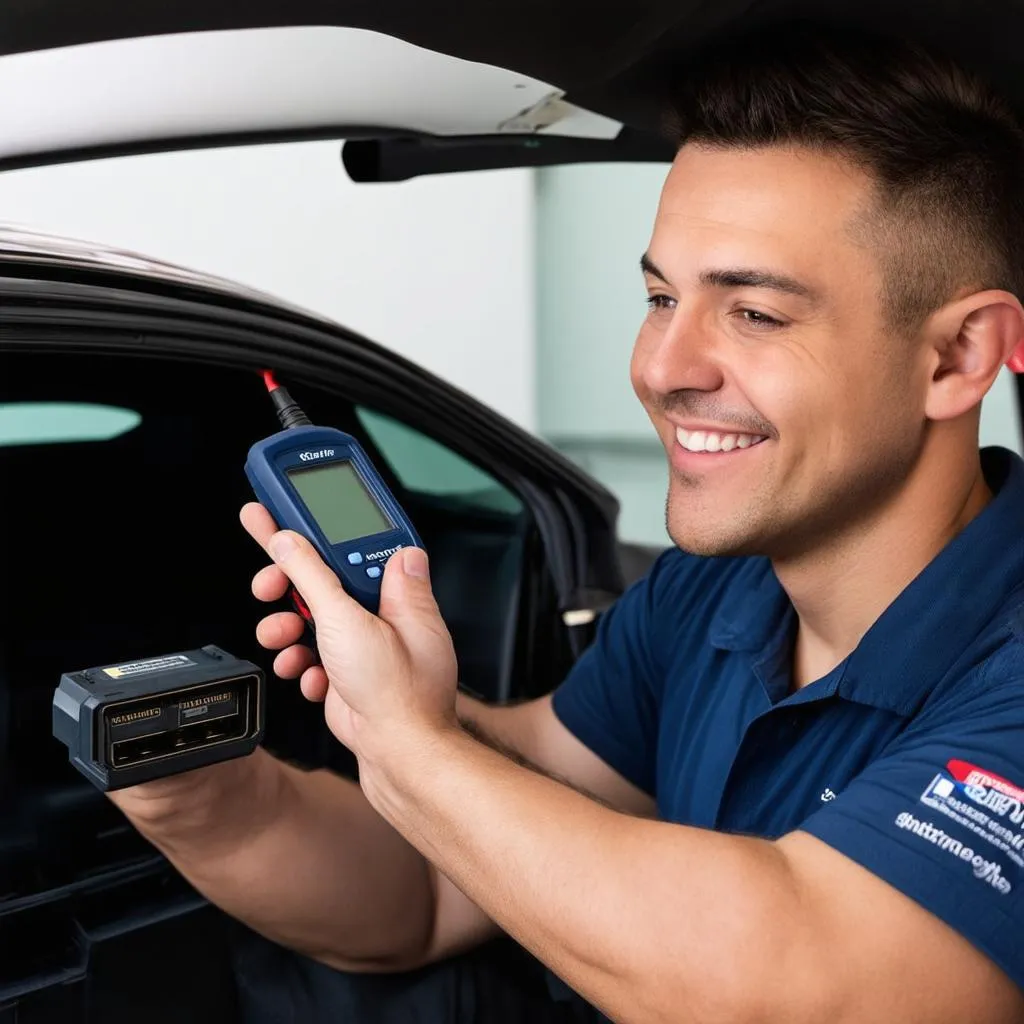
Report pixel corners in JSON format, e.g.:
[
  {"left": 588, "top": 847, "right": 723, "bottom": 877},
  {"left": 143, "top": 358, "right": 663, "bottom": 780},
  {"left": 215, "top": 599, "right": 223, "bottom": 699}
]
[{"left": 286, "top": 460, "right": 393, "bottom": 545}]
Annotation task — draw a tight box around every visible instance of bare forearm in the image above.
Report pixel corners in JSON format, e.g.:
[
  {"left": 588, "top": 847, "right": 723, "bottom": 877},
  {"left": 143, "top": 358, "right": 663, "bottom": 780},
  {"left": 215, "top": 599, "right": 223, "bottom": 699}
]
[
  {"left": 456, "top": 691, "right": 537, "bottom": 767},
  {"left": 365, "top": 727, "right": 804, "bottom": 1024},
  {"left": 455, "top": 691, "right": 642, "bottom": 811},
  {"left": 113, "top": 748, "right": 435, "bottom": 972}
]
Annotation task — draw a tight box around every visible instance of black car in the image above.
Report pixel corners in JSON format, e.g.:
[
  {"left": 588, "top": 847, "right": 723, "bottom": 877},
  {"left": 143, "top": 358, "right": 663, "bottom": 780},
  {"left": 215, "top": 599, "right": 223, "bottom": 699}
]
[{"left": 0, "top": 213, "right": 675, "bottom": 1018}]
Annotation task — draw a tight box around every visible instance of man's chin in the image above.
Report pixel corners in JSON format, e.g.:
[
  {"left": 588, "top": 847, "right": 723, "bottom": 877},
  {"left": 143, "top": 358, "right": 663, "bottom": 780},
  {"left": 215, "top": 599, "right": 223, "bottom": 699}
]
[
  {"left": 670, "top": 534, "right": 758, "bottom": 558},
  {"left": 666, "top": 515, "right": 769, "bottom": 559}
]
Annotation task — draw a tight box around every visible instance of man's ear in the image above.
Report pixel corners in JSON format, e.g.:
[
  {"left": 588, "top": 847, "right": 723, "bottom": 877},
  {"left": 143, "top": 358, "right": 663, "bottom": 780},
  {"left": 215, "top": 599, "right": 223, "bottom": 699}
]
[
  {"left": 923, "top": 289, "right": 1024, "bottom": 423},
  {"left": 1007, "top": 342, "right": 1024, "bottom": 373}
]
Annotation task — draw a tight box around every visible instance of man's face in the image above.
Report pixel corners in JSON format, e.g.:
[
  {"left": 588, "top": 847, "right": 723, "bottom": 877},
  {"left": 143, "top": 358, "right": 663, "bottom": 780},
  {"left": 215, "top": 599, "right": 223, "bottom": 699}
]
[{"left": 632, "top": 143, "right": 931, "bottom": 558}]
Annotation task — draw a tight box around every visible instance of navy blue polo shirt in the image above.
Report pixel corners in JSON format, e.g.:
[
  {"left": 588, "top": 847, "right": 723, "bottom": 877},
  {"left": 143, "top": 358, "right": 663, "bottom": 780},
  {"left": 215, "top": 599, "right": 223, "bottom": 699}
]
[{"left": 552, "top": 445, "right": 1024, "bottom": 991}]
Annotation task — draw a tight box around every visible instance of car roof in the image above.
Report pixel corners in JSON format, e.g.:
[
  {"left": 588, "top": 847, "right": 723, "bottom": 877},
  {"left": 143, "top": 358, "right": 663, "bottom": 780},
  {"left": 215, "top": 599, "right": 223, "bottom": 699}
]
[
  {"left": 0, "top": 222, "right": 344, "bottom": 325},
  {"left": 2, "top": 2, "right": 1020, "bottom": 178}
]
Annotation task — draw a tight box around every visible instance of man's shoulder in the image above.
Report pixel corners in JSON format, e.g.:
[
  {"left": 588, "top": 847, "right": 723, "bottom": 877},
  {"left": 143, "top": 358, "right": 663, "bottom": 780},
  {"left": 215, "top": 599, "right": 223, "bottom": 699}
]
[
  {"left": 972, "top": 591, "right": 1024, "bottom": 689},
  {"left": 922, "top": 581, "right": 1024, "bottom": 716}
]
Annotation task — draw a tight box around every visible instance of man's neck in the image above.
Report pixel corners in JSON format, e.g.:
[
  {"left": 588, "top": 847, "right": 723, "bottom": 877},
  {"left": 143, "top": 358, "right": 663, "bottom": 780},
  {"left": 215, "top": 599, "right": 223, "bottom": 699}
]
[{"left": 775, "top": 446, "right": 993, "bottom": 690}]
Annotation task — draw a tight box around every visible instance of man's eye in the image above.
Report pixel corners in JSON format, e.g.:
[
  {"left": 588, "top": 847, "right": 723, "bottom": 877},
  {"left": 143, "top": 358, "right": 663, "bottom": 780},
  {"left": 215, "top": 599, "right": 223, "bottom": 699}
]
[
  {"left": 735, "top": 308, "right": 784, "bottom": 329},
  {"left": 646, "top": 294, "right": 676, "bottom": 312}
]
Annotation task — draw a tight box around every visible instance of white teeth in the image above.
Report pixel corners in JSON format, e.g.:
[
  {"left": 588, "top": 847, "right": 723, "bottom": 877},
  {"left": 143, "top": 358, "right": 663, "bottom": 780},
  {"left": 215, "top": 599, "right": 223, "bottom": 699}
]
[{"left": 675, "top": 427, "right": 766, "bottom": 453}]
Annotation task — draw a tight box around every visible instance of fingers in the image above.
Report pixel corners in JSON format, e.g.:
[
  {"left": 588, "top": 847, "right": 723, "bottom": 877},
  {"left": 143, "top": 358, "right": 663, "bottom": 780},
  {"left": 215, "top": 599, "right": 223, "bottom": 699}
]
[
  {"left": 267, "top": 646, "right": 325, "bottom": 701},
  {"left": 264, "top": 529, "right": 361, "bottom": 627},
  {"left": 256, "top": 610, "right": 306, "bottom": 651},
  {"left": 299, "top": 665, "right": 329, "bottom": 703},
  {"left": 243, "top": 502, "right": 332, "bottom": 705},
  {"left": 245, "top": 504, "right": 291, "bottom": 603},
  {"left": 252, "top": 564, "right": 290, "bottom": 602},
  {"left": 377, "top": 548, "right": 451, "bottom": 663},
  {"left": 240, "top": 502, "right": 280, "bottom": 550},
  {"left": 377, "top": 547, "right": 433, "bottom": 621},
  {"left": 273, "top": 643, "right": 317, "bottom": 680}
]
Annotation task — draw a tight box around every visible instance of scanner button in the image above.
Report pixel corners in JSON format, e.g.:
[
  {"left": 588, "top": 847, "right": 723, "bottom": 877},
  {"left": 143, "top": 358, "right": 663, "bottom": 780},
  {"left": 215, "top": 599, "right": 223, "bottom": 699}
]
[
  {"left": 347, "top": 552, "right": 364, "bottom": 565},
  {"left": 366, "top": 566, "right": 382, "bottom": 579}
]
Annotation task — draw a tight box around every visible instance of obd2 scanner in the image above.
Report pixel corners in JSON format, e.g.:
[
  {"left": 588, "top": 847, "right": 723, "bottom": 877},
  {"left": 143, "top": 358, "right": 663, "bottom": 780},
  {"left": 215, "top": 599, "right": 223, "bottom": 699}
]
[{"left": 245, "top": 372, "right": 423, "bottom": 620}]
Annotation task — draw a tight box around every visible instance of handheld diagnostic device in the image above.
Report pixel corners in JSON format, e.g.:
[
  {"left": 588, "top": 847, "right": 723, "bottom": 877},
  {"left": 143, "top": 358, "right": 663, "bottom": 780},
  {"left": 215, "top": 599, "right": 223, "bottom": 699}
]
[{"left": 245, "top": 372, "right": 422, "bottom": 615}]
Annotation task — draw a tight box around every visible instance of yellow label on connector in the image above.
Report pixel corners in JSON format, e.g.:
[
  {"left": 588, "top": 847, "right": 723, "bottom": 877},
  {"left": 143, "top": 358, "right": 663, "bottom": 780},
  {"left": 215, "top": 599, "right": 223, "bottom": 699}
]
[{"left": 103, "top": 654, "right": 195, "bottom": 679}]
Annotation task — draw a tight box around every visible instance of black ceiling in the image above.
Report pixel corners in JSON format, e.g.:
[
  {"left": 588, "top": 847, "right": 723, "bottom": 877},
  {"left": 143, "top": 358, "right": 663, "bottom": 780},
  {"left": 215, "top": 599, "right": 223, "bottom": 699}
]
[{"left": 4, "top": 0, "right": 1024, "bottom": 132}]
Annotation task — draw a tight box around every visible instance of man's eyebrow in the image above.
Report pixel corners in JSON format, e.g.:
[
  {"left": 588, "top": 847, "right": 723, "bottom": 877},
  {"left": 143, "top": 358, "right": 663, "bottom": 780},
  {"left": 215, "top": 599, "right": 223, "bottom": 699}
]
[
  {"left": 699, "top": 267, "right": 819, "bottom": 302},
  {"left": 640, "top": 253, "right": 819, "bottom": 303},
  {"left": 640, "top": 252, "right": 669, "bottom": 283}
]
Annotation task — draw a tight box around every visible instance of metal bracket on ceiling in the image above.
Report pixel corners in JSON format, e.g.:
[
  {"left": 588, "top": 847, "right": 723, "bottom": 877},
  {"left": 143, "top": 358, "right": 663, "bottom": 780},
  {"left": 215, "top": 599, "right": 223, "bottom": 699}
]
[{"left": 498, "top": 89, "right": 572, "bottom": 132}]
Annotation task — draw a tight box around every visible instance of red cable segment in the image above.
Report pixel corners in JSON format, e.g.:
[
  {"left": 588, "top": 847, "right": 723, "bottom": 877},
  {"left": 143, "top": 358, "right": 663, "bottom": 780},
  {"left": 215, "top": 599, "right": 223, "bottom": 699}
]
[{"left": 261, "top": 368, "right": 311, "bottom": 428}]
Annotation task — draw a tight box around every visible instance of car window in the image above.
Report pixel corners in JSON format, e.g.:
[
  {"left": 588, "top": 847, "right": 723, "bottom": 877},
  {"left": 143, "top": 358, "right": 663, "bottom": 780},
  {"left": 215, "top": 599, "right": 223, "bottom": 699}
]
[
  {"left": 347, "top": 403, "right": 539, "bottom": 701},
  {"left": 0, "top": 356, "right": 536, "bottom": 814},
  {"left": 0, "top": 401, "right": 140, "bottom": 445},
  {"left": 355, "top": 406, "right": 522, "bottom": 514}
]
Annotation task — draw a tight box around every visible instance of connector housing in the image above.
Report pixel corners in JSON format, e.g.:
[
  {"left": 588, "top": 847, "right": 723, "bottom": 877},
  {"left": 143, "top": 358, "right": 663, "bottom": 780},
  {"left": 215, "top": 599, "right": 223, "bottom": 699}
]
[{"left": 53, "top": 645, "right": 264, "bottom": 791}]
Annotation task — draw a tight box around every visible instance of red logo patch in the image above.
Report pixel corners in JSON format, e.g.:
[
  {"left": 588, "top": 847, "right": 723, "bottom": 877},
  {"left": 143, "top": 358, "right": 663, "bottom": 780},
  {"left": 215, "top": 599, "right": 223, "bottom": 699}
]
[{"left": 947, "top": 759, "right": 1024, "bottom": 802}]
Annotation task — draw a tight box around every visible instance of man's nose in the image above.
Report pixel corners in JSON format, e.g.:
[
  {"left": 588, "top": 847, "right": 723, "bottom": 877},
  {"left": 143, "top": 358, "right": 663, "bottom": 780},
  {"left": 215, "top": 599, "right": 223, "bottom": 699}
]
[{"left": 638, "top": 308, "right": 725, "bottom": 397}]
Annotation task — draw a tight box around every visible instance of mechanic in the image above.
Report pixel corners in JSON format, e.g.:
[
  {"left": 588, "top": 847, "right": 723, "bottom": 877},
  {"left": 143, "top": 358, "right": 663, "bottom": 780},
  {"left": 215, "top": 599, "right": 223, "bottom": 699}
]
[{"left": 112, "top": 22, "right": 1024, "bottom": 1024}]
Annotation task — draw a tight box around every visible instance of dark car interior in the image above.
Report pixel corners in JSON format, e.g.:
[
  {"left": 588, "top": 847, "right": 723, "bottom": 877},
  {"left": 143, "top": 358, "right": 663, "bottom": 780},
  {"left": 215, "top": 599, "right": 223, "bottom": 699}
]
[{"left": 0, "top": 347, "right": 577, "bottom": 1021}]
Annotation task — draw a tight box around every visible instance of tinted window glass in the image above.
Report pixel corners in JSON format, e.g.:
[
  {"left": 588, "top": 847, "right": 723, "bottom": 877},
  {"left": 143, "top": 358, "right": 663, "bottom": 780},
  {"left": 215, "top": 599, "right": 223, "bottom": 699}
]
[
  {"left": 355, "top": 406, "right": 521, "bottom": 514},
  {"left": 0, "top": 402, "right": 140, "bottom": 445}
]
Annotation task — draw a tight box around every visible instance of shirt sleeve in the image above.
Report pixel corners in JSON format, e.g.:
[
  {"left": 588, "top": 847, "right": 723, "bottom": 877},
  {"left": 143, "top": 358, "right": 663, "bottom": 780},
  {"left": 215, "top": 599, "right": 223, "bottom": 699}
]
[
  {"left": 550, "top": 550, "right": 678, "bottom": 795},
  {"left": 799, "top": 663, "right": 1024, "bottom": 989}
]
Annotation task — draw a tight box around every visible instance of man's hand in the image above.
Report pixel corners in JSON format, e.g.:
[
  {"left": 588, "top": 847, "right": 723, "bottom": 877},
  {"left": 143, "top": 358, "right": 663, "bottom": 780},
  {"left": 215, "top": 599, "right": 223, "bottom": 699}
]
[{"left": 240, "top": 502, "right": 460, "bottom": 763}]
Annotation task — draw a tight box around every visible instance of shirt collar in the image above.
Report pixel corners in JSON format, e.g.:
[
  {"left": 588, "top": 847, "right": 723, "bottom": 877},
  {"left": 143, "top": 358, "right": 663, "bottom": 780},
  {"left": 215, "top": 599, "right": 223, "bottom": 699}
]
[
  {"left": 708, "top": 447, "right": 1024, "bottom": 716},
  {"left": 707, "top": 557, "right": 791, "bottom": 653}
]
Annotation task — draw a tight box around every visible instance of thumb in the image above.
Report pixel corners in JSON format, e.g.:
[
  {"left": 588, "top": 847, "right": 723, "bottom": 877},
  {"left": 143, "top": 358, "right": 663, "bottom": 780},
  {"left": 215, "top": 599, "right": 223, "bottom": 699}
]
[
  {"left": 268, "top": 529, "right": 358, "bottom": 624},
  {"left": 378, "top": 548, "right": 448, "bottom": 651}
]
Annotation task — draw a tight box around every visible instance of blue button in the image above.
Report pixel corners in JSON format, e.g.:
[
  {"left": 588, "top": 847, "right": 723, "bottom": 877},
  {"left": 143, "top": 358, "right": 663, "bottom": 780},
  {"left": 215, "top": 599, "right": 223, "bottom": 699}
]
[
  {"left": 366, "top": 566, "right": 382, "bottom": 579},
  {"left": 347, "top": 552, "right": 363, "bottom": 565}
]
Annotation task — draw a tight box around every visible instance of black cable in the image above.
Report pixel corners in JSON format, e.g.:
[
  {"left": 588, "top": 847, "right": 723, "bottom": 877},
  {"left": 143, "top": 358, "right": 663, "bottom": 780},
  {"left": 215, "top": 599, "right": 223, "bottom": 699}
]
[{"left": 262, "top": 369, "right": 311, "bottom": 429}]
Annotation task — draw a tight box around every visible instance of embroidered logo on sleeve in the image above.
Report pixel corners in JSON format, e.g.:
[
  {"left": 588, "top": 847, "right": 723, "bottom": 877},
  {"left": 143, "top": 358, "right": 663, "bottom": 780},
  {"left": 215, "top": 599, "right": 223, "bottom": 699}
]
[
  {"left": 893, "top": 758, "right": 1024, "bottom": 895},
  {"left": 894, "top": 812, "right": 1012, "bottom": 894}
]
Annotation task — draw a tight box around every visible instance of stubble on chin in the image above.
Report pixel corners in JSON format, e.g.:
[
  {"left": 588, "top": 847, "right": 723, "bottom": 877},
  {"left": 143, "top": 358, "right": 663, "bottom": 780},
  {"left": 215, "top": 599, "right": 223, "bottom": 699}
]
[{"left": 663, "top": 477, "right": 765, "bottom": 558}]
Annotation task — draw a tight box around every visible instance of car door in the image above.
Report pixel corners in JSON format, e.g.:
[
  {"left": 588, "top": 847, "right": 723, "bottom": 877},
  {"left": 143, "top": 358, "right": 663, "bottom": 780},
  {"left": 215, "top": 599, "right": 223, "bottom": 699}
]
[{"left": 0, "top": 250, "right": 629, "bottom": 1022}]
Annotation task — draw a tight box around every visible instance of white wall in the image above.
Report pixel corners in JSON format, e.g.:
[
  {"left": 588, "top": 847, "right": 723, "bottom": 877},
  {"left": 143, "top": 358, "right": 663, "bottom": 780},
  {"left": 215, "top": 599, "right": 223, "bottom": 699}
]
[
  {"left": 536, "top": 163, "right": 672, "bottom": 544},
  {"left": 0, "top": 140, "right": 537, "bottom": 429}
]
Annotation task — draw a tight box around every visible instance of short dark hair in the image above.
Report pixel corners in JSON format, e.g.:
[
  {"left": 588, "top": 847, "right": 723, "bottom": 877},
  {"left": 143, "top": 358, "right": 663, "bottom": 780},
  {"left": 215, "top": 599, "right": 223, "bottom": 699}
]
[{"left": 666, "top": 23, "right": 1024, "bottom": 332}]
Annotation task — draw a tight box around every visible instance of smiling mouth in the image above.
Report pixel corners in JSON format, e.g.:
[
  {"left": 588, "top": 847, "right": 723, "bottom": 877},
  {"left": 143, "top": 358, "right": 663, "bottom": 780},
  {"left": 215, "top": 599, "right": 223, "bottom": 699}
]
[{"left": 675, "top": 427, "right": 768, "bottom": 453}]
